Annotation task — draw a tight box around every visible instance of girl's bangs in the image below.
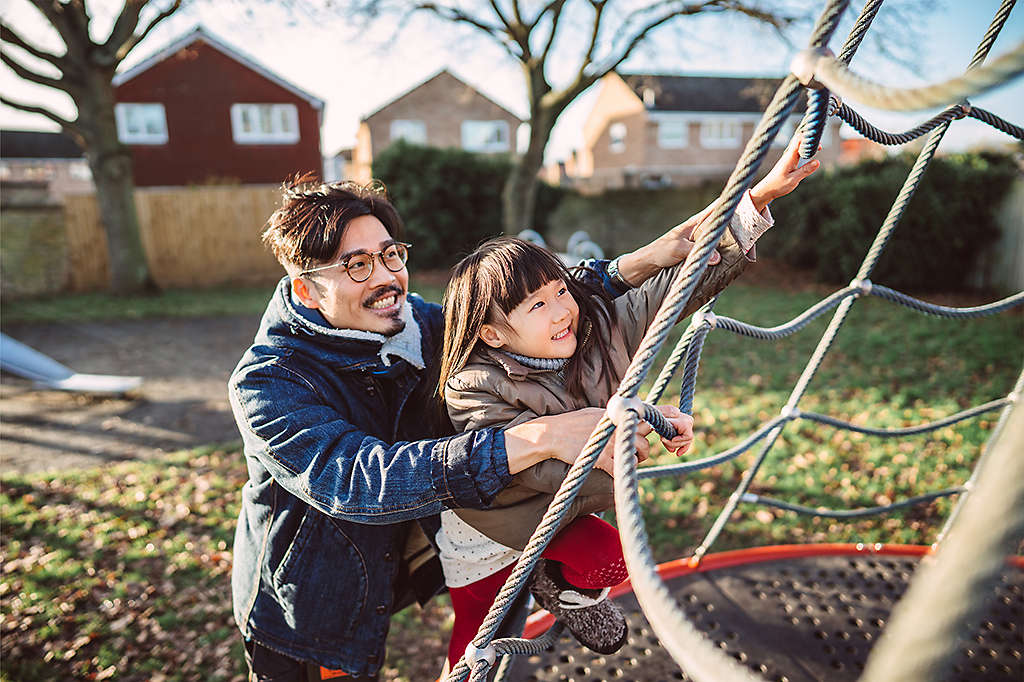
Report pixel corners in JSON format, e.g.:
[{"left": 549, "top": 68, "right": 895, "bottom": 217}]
[{"left": 485, "top": 241, "right": 568, "bottom": 316}]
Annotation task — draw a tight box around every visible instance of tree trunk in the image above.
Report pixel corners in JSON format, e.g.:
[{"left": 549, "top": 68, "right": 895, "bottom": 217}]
[
  {"left": 79, "top": 78, "right": 152, "bottom": 293},
  {"left": 502, "top": 106, "right": 555, "bottom": 235}
]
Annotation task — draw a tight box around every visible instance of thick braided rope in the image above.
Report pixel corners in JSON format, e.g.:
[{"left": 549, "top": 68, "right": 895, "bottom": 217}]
[
  {"left": 692, "top": 120, "right": 952, "bottom": 564},
  {"left": 608, "top": 3, "right": 853, "bottom": 679},
  {"left": 708, "top": 286, "right": 1024, "bottom": 342},
  {"left": 937, "top": 369, "right": 1024, "bottom": 543},
  {"left": 836, "top": 0, "right": 884, "bottom": 65},
  {"left": 837, "top": 101, "right": 1024, "bottom": 144},
  {"left": 967, "top": 105, "right": 1024, "bottom": 139},
  {"left": 645, "top": 298, "right": 716, "bottom": 404},
  {"left": 613, "top": 408, "right": 763, "bottom": 682},
  {"left": 640, "top": 397, "right": 1010, "bottom": 481},
  {"left": 691, "top": 0, "right": 1019, "bottom": 567},
  {"left": 743, "top": 487, "right": 966, "bottom": 520},
  {"left": 861, "top": 382, "right": 1024, "bottom": 681},
  {"left": 798, "top": 0, "right": 883, "bottom": 159},
  {"left": 677, "top": 321, "right": 712, "bottom": 414},
  {"left": 807, "top": 40, "right": 1024, "bottom": 111},
  {"left": 968, "top": 0, "right": 1017, "bottom": 71},
  {"left": 799, "top": 88, "right": 831, "bottom": 158}
]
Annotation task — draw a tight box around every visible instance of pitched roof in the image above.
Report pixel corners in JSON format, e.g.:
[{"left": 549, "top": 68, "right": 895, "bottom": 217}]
[
  {"left": 112, "top": 25, "right": 325, "bottom": 111},
  {"left": 620, "top": 74, "right": 806, "bottom": 113},
  {"left": 1, "top": 130, "right": 84, "bottom": 159},
  {"left": 362, "top": 69, "right": 521, "bottom": 122}
]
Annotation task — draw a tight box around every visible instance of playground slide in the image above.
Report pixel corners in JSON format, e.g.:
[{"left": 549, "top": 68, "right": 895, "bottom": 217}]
[{"left": 0, "top": 333, "right": 142, "bottom": 394}]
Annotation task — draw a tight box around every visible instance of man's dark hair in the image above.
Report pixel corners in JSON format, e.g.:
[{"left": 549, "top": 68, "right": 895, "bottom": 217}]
[{"left": 262, "top": 172, "right": 404, "bottom": 272}]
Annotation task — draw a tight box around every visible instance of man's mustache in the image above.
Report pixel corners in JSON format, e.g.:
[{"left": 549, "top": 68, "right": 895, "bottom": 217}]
[{"left": 363, "top": 285, "right": 405, "bottom": 307}]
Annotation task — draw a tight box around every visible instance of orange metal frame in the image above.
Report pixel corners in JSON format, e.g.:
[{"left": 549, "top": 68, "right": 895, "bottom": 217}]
[{"left": 522, "top": 542, "right": 1024, "bottom": 638}]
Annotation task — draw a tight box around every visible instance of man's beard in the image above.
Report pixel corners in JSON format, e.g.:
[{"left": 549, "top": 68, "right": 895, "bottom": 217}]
[{"left": 382, "top": 315, "right": 406, "bottom": 337}]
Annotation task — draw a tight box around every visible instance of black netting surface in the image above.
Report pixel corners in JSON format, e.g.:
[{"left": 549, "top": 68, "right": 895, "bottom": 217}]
[{"left": 506, "top": 555, "right": 1023, "bottom": 682}]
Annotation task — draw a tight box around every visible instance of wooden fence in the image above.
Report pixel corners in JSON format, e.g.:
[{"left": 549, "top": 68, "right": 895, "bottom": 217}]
[{"left": 63, "top": 185, "right": 284, "bottom": 291}]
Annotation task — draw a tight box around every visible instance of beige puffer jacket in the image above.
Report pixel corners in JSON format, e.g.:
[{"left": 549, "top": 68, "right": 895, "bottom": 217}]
[{"left": 445, "top": 220, "right": 756, "bottom": 550}]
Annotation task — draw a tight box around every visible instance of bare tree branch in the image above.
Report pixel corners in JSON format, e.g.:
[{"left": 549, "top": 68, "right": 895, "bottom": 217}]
[
  {"left": 415, "top": 3, "right": 521, "bottom": 59},
  {"left": 0, "top": 94, "right": 79, "bottom": 137},
  {"left": 108, "top": 0, "right": 183, "bottom": 64},
  {"left": 537, "top": 0, "right": 568, "bottom": 64},
  {"left": 0, "top": 22, "right": 66, "bottom": 70},
  {"left": 1, "top": 49, "right": 72, "bottom": 92}
]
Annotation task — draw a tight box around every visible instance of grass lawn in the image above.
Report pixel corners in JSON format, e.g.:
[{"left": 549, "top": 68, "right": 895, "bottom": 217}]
[{"left": 1, "top": 278, "right": 1021, "bottom": 681}]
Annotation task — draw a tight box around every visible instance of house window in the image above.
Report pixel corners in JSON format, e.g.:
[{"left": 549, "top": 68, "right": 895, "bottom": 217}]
[
  {"left": 231, "top": 104, "right": 300, "bottom": 144},
  {"left": 658, "top": 120, "right": 688, "bottom": 149},
  {"left": 461, "top": 120, "right": 510, "bottom": 152},
  {"left": 609, "top": 122, "right": 627, "bottom": 153},
  {"left": 391, "top": 120, "right": 427, "bottom": 145},
  {"left": 115, "top": 103, "right": 168, "bottom": 144},
  {"left": 700, "top": 118, "right": 742, "bottom": 149}
]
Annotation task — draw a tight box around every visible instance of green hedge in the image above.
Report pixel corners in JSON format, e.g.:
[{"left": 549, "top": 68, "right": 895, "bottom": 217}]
[
  {"left": 372, "top": 141, "right": 568, "bottom": 269},
  {"left": 763, "top": 152, "right": 1018, "bottom": 291}
]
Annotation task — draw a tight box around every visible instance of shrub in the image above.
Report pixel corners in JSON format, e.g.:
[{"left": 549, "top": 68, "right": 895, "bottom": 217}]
[
  {"left": 372, "top": 141, "right": 569, "bottom": 268},
  {"left": 763, "top": 152, "right": 1018, "bottom": 291}
]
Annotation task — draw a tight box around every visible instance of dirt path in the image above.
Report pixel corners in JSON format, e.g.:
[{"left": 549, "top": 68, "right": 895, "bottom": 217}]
[{"left": 0, "top": 315, "right": 262, "bottom": 475}]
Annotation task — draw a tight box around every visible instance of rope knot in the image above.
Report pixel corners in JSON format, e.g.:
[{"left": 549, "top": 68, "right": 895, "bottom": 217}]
[
  {"left": 956, "top": 101, "right": 973, "bottom": 118},
  {"left": 850, "top": 278, "right": 873, "bottom": 296},
  {"left": 464, "top": 641, "right": 496, "bottom": 668},
  {"left": 692, "top": 310, "right": 718, "bottom": 329},
  {"left": 606, "top": 394, "right": 644, "bottom": 428},
  {"left": 790, "top": 47, "right": 834, "bottom": 89}
]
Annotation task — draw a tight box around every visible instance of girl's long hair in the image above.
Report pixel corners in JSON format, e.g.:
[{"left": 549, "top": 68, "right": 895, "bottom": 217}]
[{"left": 439, "top": 237, "right": 618, "bottom": 401}]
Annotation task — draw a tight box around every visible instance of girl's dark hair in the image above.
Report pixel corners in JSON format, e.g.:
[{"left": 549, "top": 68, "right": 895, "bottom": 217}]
[
  {"left": 262, "top": 172, "right": 403, "bottom": 271},
  {"left": 439, "top": 237, "right": 618, "bottom": 400}
]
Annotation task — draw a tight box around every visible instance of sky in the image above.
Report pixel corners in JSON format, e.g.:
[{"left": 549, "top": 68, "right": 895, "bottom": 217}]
[{"left": 1, "top": 1, "right": 1022, "bottom": 163}]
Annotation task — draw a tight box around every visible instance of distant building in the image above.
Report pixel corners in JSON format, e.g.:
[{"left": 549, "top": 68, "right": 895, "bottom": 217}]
[
  {"left": 0, "top": 130, "right": 92, "bottom": 197},
  {"left": 112, "top": 26, "right": 325, "bottom": 186},
  {"left": 352, "top": 70, "right": 522, "bottom": 182},
  {"left": 570, "top": 72, "right": 842, "bottom": 192},
  {"left": 323, "top": 147, "right": 354, "bottom": 183}
]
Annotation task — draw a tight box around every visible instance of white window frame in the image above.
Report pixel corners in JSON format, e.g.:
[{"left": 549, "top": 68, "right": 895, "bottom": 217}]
[
  {"left": 700, "top": 117, "right": 742, "bottom": 149},
  {"left": 231, "top": 104, "right": 300, "bottom": 144},
  {"left": 657, "top": 118, "right": 689, "bottom": 149},
  {"left": 115, "top": 103, "right": 168, "bottom": 144},
  {"left": 609, "top": 122, "right": 627, "bottom": 153},
  {"left": 461, "top": 120, "right": 510, "bottom": 152},
  {"left": 390, "top": 119, "right": 427, "bottom": 145}
]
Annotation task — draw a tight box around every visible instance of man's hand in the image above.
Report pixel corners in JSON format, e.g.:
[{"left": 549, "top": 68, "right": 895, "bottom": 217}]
[
  {"left": 651, "top": 404, "right": 695, "bottom": 455},
  {"left": 749, "top": 134, "right": 821, "bottom": 213},
  {"left": 504, "top": 407, "right": 651, "bottom": 477}
]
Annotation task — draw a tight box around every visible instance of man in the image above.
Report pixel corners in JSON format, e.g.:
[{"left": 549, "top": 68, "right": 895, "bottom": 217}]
[{"left": 229, "top": 140, "right": 816, "bottom": 681}]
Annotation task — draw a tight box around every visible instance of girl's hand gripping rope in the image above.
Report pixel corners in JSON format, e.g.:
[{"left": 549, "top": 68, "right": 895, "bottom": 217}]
[{"left": 652, "top": 404, "right": 695, "bottom": 455}]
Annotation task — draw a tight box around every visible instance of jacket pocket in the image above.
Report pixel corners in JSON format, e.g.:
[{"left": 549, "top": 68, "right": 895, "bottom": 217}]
[{"left": 272, "top": 511, "right": 368, "bottom": 640}]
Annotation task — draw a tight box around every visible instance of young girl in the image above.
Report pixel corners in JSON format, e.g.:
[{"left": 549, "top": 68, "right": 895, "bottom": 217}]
[{"left": 437, "top": 141, "right": 815, "bottom": 668}]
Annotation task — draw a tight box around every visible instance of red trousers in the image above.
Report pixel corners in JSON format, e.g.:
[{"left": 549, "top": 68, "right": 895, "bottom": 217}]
[{"left": 445, "top": 515, "right": 628, "bottom": 669}]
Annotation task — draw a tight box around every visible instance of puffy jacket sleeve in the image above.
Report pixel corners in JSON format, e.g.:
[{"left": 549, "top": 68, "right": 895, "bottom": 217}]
[
  {"left": 229, "top": 357, "right": 513, "bottom": 525},
  {"left": 616, "top": 192, "right": 773, "bottom": 356}
]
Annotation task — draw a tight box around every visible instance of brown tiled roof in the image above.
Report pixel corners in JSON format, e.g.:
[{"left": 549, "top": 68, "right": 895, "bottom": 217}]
[
  {"left": 1, "top": 130, "right": 84, "bottom": 159},
  {"left": 621, "top": 74, "right": 807, "bottom": 113}
]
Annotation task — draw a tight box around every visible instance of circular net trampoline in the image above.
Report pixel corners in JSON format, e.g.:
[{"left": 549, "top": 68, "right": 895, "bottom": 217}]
[{"left": 512, "top": 545, "right": 1023, "bottom": 681}]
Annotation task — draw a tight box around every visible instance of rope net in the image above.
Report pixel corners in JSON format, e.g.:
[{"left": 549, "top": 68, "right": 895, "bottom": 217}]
[{"left": 445, "top": 1, "right": 1024, "bottom": 680}]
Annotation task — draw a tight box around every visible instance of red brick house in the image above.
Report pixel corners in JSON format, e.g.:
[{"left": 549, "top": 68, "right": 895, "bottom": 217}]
[{"left": 112, "top": 26, "right": 324, "bottom": 186}]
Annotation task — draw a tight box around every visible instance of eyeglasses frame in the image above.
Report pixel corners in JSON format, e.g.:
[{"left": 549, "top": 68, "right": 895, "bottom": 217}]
[{"left": 299, "top": 241, "right": 412, "bottom": 283}]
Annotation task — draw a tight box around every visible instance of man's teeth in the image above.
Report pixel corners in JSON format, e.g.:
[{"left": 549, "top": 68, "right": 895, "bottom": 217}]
[{"left": 368, "top": 295, "right": 397, "bottom": 310}]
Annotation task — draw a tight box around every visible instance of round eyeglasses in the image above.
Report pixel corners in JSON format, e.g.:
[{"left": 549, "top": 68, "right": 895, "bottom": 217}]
[{"left": 300, "top": 242, "right": 411, "bottom": 283}]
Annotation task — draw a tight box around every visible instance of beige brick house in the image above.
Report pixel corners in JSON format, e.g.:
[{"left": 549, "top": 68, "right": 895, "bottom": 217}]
[
  {"left": 571, "top": 72, "right": 842, "bottom": 192},
  {"left": 352, "top": 70, "right": 522, "bottom": 182}
]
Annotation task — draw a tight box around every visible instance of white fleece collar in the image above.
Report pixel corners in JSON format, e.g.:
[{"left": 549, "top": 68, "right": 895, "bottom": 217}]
[{"left": 332, "top": 302, "right": 425, "bottom": 369}]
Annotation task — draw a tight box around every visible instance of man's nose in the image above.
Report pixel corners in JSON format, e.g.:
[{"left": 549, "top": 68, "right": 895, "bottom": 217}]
[{"left": 366, "top": 257, "right": 399, "bottom": 287}]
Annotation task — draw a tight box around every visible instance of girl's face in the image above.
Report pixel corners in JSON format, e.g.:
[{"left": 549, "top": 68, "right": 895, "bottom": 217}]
[{"left": 480, "top": 279, "right": 580, "bottom": 359}]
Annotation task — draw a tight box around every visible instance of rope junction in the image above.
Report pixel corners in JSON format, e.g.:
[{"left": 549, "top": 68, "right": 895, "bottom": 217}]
[{"left": 444, "top": 1, "right": 1024, "bottom": 680}]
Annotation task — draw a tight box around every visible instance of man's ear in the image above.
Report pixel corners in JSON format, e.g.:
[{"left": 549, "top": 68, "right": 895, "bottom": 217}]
[
  {"left": 478, "top": 323, "right": 507, "bottom": 349},
  {"left": 291, "top": 277, "right": 320, "bottom": 309}
]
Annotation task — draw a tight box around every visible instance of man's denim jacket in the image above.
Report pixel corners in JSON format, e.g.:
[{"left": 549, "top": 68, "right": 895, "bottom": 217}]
[
  {"left": 229, "top": 262, "right": 622, "bottom": 675},
  {"left": 228, "top": 279, "right": 513, "bottom": 675}
]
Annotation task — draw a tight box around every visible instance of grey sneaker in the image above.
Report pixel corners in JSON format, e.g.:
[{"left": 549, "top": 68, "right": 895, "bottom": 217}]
[{"left": 529, "top": 559, "right": 628, "bottom": 655}]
